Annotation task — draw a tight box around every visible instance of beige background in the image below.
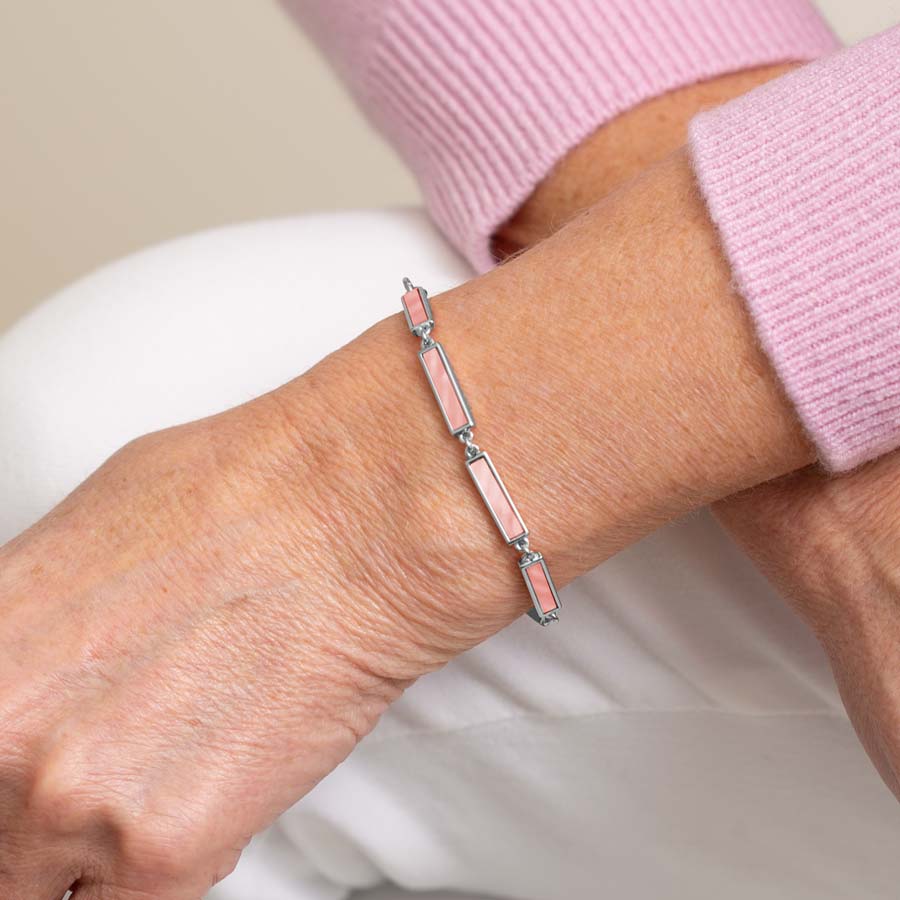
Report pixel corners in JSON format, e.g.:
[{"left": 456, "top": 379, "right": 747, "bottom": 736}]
[{"left": 2, "top": 1, "right": 898, "bottom": 333}]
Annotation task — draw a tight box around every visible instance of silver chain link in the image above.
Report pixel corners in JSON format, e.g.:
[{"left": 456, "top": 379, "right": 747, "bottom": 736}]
[
  {"left": 418, "top": 324, "right": 435, "bottom": 349},
  {"left": 514, "top": 537, "right": 539, "bottom": 565},
  {"left": 458, "top": 426, "right": 480, "bottom": 459}
]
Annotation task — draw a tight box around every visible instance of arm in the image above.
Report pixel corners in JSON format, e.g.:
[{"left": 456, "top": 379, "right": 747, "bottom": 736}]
[
  {"left": 290, "top": 0, "right": 900, "bottom": 471},
  {"left": 287, "top": 0, "right": 900, "bottom": 470},
  {"left": 450, "top": 18, "right": 900, "bottom": 801},
  {"left": 0, "top": 151, "right": 813, "bottom": 897}
]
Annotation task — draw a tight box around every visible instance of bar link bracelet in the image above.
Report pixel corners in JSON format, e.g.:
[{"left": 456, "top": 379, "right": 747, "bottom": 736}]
[{"left": 401, "top": 278, "right": 561, "bottom": 626}]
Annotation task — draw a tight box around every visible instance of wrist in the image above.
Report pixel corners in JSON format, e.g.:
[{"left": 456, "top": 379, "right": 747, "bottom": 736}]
[
  {"left": 266, "top": 148, "right": 812, "bottom": 658},
  {"left": 263, "top": 315, "right": 534, "bottom": 662}
]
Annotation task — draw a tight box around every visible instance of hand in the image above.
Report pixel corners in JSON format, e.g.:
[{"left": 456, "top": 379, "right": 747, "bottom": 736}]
[
  {"left": 0, "top": 390, "right": 430, "bottom": 899},
  {"left": 713, "top": 457, "right": 900, "bottom": 800}
]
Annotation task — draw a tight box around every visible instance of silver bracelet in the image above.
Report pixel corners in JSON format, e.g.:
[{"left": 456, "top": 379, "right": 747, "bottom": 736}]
[{"left": 401, "top": 278, "right": 561, "bottom": 626}]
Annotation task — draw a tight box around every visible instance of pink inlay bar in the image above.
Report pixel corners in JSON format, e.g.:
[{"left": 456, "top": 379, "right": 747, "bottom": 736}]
[
  {"left": 402, "top": 287, "right": 430, "bottom": 329},
  {"left": 420, "top": 344, "right": 473, "bottom": 434},
  {"left": 523, "top": 558, "right": 560, "bottom": 615},
  {"left": 467, "top": 453, "right": 527, "bottom": 544}
]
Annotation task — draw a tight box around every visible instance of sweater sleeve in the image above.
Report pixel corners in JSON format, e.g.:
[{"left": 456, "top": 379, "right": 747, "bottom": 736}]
[
  {"left": 690, "top": 26, "right": 900, "bottom": 472},
  {"left": 282, "top": 0, "right": 837, "bottom": 271}
]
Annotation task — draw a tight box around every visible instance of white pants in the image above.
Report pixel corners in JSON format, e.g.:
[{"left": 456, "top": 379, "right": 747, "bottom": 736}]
[{"left": 2, "top": 211, "right": 898, "bottom": 900}]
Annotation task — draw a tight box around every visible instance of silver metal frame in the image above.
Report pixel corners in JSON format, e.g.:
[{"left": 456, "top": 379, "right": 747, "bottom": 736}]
[
  {"left": 419, "top": 342, "right": 475, "bottom": 436},
  {"left": 401, "top": 283, "right": 434, "bottom": 334},
  {"left": 518, "top": 553, "right": 561, "bottom": 625},
  {"left": 465, "top": 451, "right": 528, "bottom": 545}
]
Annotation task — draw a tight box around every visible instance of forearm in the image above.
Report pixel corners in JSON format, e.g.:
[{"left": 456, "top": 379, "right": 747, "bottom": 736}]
[
  {"left": 269, "top": 147, "right": 812, "bottom": 645},
  {"left": 482, "top": 47, "right": 900, "bottom": 804}
]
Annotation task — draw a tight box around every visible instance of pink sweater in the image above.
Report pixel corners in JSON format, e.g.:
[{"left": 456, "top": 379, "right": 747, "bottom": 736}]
[{"left": 284, "top": 0, "right": 900, "bottom": 473}]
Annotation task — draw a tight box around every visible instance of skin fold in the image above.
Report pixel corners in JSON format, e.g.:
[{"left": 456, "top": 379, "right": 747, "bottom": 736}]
[
  {"left": 0, "top": 136, "right": 821, "bottom": 895},
  {"left": 498, "top": 63, "right": 900, "bottom": 804}
]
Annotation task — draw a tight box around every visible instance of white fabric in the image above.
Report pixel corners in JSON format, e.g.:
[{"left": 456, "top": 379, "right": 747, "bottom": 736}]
[{"left": 1, "top": 210, "right": 898, "bottom": 900}]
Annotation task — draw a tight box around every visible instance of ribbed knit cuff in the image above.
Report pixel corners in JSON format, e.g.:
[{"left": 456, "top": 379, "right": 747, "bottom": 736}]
[
  {"left": 348, "top": 0, "right": 837, "bottom": 272},
  {"left": 690, "top": 26, "right": 900, "bottom": 472}
]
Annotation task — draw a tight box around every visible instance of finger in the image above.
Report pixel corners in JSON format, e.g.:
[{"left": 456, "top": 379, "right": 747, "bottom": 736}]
[
  {"left": 69, "top": 852, "right": 241, "bottom": 900},
  {"left": 0, "top": 871, "right": 76, "bottom": 900},
  {"left": 0, "top": 840, "right": 79, "bottom": 900},
  {"left": 70, "top": 882, "right": 184, "bottom": 900},
  {"left": 69, "top": 856, "right": 230, "bottom": 900}
]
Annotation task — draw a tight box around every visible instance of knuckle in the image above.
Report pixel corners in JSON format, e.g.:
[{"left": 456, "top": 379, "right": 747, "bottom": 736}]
[
  {"left": 25, "top": 754, "right": 203, "bottom": 888},
  {"left": 26, "top": 754, "right": 103, "bottom": 833}
]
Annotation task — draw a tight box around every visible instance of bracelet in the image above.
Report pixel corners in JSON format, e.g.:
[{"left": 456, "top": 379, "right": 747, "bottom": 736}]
[{"left": 401, "top": 278, "right": 561, "bottom": 626}]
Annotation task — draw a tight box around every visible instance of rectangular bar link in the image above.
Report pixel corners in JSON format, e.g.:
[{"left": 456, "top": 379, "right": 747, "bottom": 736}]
[
  {"left": 466, "top": 451, "right": 528, "bottom": 545},
  {"left": 519, "top": 553, "right": 561, "bottom": 624},
  {"left": 402, "top": 286, "right": 433, "bottom": 332},
  {"left": 419, "top": 343, "right": 475, "bottom": 435}
]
